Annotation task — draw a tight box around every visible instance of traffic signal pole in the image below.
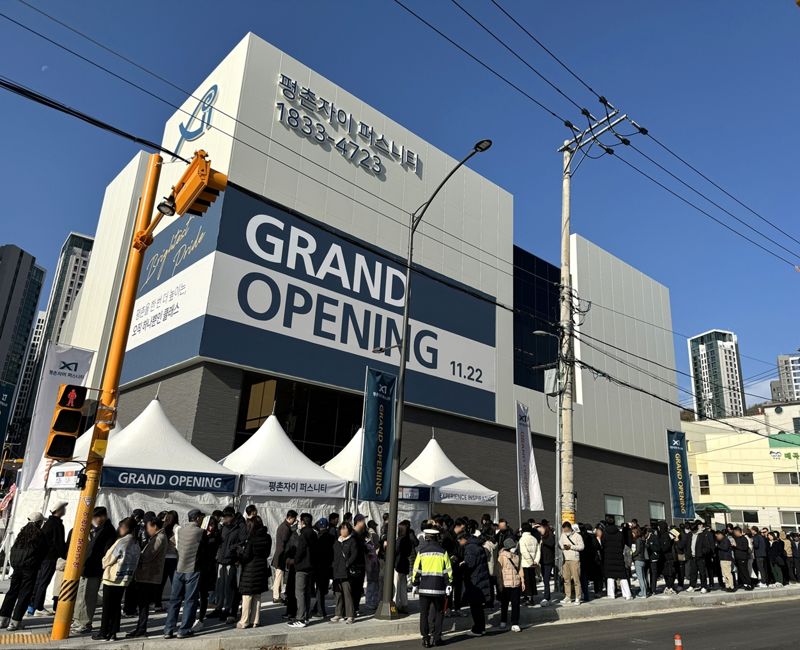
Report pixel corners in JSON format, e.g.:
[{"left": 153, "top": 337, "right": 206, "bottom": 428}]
[{"left": 51, "top": 153, "right": 162, "bottom": 640}]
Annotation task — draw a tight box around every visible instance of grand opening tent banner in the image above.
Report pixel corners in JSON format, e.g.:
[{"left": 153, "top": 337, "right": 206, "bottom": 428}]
[
  {"left": 516, "top": 401, "right": 544, "bottom": 511},
  {"left": 667, "top": 429, "right": 694, "bottom": 519},
  {"left": 359, "top": 368, "right": 397, "bottom": 503}
]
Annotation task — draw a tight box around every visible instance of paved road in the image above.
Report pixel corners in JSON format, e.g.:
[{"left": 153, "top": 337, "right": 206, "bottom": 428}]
[{"left": 361, "top": 599, "right": 798, "bottom": 650}]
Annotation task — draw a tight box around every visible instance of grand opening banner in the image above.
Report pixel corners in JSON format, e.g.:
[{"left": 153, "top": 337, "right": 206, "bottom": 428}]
[
  {"left": 667, "top": 429, "right": 695, "bottom": 519},
  {"left": 123, "top": 188, "right": 497, "bottom": 421},
  {"left": 359, "top": 368, "right": 397, "bottom": 503}
]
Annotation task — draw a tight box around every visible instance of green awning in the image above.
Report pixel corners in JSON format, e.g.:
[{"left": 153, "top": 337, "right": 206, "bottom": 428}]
[
  {"left": 768, "top": 432, "right": 800, "bottom": 448},
  {"left": 694, "top": 502, "right": 730, "bottom": 513}
]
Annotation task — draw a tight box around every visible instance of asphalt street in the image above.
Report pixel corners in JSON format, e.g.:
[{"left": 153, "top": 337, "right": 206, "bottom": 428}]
[{"left": 360, "top": 599, "right": 799, "bottom": 650}]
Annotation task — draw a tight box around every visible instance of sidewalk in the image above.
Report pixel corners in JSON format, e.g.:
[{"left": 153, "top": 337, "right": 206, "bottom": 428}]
[{"left": 3, "top": 583, "right": 800, "bottom": 649}]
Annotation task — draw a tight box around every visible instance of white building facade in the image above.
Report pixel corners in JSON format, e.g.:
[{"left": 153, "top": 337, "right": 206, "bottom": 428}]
[{"left": 777, "top": 354, "right": 800, "bottom": 403}]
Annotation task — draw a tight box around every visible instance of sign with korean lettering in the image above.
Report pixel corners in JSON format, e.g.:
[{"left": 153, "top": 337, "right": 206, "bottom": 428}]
[
  {"left": 360, "top": 368, "right": 397, "bottom": 503},
  {"left": 238, "top": 474, "right": 346, "bottom": 498},
  {"left": 122, "top": 187, "right": 497, "bottom": 422},
  {"left": 667, "top": 430, "right": 695, "bottom": 519}
]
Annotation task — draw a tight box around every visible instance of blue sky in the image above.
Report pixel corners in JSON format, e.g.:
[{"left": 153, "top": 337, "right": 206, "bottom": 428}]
[{"left": 1, "top": 1, "right": 797, "bottom": 403}]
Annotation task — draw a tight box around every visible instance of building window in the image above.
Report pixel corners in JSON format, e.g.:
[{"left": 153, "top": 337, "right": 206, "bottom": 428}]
[
  {"left": 648, "top": 501, "right": 666, "bottom": 524},
  {"left": 780, "top": 511, "right": 800, "bottom": 529},
  {"left": 729, "top": 510, "right": 759, "bottom": 524},
  {"left": 604, "top": 494, "right": 625, "bottom": 526},
  {"left": 723, "top": 472, "right": 754, "bottom": 485},
  {"left": 793, "top": 417, "right": 800, "bottom": 434},
  {"left": 774, "top": 472, "right": 800, "bottom": 486},
  {"left": 699, "top": 474, "right": 711, "bottom": 495}
]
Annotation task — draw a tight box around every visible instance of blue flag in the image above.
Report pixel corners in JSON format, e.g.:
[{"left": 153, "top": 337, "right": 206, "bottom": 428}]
[
  {"left": 667, "top": 430, "right": 694, "bottom": 519},
  {"left": 359, "top": 368, "right": 397, "bottom": 503}
]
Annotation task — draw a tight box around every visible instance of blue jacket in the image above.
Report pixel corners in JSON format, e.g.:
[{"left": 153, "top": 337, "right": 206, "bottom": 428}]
[{"left": 752, "top": 533, "right": 768, "bottom": 559}]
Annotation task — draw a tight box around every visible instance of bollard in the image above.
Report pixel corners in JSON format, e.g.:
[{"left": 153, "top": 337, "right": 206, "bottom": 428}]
[{"left": 674, "top": 633, "right": 683, "bottom": 647}]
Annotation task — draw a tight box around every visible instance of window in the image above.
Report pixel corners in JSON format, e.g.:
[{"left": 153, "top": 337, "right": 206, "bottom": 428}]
[
  {"left": 699, "top": 474, "right": 711, "bottom": 495},
  {"left": 774, "top": 472, "right": 800, "bottom": 486},
  {"left": 648, "top": 501, "right": 666, "bottom": 523},
  {"left": 604, "top": 495, "right": 625, "bottom": 526},
  {"left": 729, "top": 510, "right": 759, "bottom": 524},
  {"left": 793, "top": 417, "right": 800, "bottom": 434},
  {"left": 723, "top": 472, "right": 754, "bottom": 485},
  {"left": 780, "top": 511, "right": 800, "bottom": 526}
]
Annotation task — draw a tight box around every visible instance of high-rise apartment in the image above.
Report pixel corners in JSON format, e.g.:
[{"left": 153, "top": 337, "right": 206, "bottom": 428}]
[
  {"left": 688, "top": 329, "right": 746, "bottom": 420},
  {"left": 776, "top": 353, "right": 800, "bottom": 402}
]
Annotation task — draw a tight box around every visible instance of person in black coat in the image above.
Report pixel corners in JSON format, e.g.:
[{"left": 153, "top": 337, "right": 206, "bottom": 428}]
[
  {"left": 71, "top": 507, "right": 117, "bottom": 633},
  {"left": 459, "top": 533, "right": 490, "bottom": 636},
  {"left": 196, "top": 516, "right": 223, "bottom": 628},
  {"left": 236, "top": 516, "right": 271, "bottom": 628},
  {"left": 311, "top": 519, "right": 334, "bottom": 619},
  {"left": 767, "top": 532, "right": 788, "bottom": 586},
  {"left": 331, "top": 523, "right": 358, "bottom": 622},
  {"left": 212, "top": 507, "right": 247, "bottom": 621},
  {"left": 602, "top": 518, "right": 632, "bottom": 599},
  {"left": 394, "top": 522, "right": 413, "bottom": 613},
  {"left": 271, "top": 510, "right": 298, "bottom": 604},
  {"left": 537, "top": 523, "right": 557, "bottom": 604},
  {"left": 0, "top": 513, "right": 47, "bottom": 630},
  {"left": 732, "top": 527, "right": 753, "bottom": 591},
  {"left": 291, "top": 513, "right": 317, "bottom": 627},
  {"left": 578, "top": 524, "right": 595, "bottom": 602},
  {"left": 29, "top": 502, "right": 67, "bottom": 615}
]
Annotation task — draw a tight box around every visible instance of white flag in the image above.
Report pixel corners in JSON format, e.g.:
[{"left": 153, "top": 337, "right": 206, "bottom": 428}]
[
  {"left": 516, "top": 401, "right": 544, "bottom": 511},
  {"left": 21, "top": 342, "right": 94, "bottom": 490}
]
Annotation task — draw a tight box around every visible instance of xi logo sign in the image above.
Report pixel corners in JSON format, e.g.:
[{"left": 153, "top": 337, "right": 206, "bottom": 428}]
[
  {"left": 174, "top": 85, "right": 218, "bottom": 159},
  {"left": 59, "top": 362, "right": 79, "bottom": 372}
]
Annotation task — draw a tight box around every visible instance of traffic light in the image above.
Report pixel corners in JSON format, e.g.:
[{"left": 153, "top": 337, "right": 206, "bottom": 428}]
[
  {"left": 170, "top": 149, "right": 227, "bottom": 217},
  {"left": 44, "top": 384, "right": 88, "bottom": 460}
]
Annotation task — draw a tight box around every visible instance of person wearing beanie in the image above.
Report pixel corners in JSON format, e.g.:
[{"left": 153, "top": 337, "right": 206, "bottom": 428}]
[
  {"left": 497, "top": 536, "right": 524, "bottom": 632},
  {"left": 0, "top": 513, "right": 47, "bottom": 631}
]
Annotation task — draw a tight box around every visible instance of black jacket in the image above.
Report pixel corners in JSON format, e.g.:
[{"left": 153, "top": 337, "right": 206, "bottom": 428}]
[
  {"left": 395, "top": 534, "right": 413, "bottom": 574},
  {"left": 578, "top": 531, "right": 595, "bottom": 567},
  {"left": 540, "top": 530, "right": 556, "bottom": 565},
  {"left": 199, "top": 527, "right": 223, "bottom": 589},
  {"left": 9, "top": 523, "right": 47, "bottom": 570},
  {"left": 314, "top": 528, "right": 335, "bottom": 580},
  {"left": 41, "top": 515, "right": 66, "bottom": 561},
  {"left": 716, "top": 536, "right": 733, "bottom": 562},
  {"left": 752, "top": 533, "right": 768, "bottom": 559},
  {"left": 462, "top": 537, "right": 491, "bottom": 601},
  {"left": 768, "top": 540, "right": 787, "bottom": 566},
  {"left": 293, "top": 526, "right": 318, "bottom": 572},
  {"left": 217, "top": 515, "right": 247, "bottom": 566},
  {"left": 602, "top": 524, "right": 628, "bottom": 579},
  {"left": 272, "top": 520, "right": 294, "bottom": 570},
  {"left": 81, "top": 520, "right": 116, "bottom": 578},
  {"left": 332, "top": 535, "right": 359, "bottom": 580},
  {"left": 733, "top": 536, "right": 750, "bottom": 561},
  {"left": 238, "top": 527, "right": 271, "bottom": 595}
]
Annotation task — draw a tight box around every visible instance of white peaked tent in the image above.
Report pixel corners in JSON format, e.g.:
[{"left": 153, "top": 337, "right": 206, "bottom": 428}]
[
  {"left": 323, "top": 428, "right": 432, "bottom": 527},
  {"left": 17, "top": 399, "right": 238, "bottom": 532},
  {"left": 404, "top": 438, "right": 498, "bottom": 517},
  {"left": 221, "top": 415, "right": 347, "bottom": 533}
]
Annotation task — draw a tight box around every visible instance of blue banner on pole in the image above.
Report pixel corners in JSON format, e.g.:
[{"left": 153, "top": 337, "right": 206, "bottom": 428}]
[
  {"left": 359, "top": 368, "right": 397, "bottom": 503},
  {"left": 667, "top": 430, "right": 694, "bottom": 519}
]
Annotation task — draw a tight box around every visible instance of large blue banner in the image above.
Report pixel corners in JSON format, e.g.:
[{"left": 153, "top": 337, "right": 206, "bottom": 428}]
[
  {"left": 101, "top": 466, "right": 236, "bottom": 494},
  {"left": 667, "top": 430, "right": 694, "bottom": 520},
  {"left": 359, "top": 368, "right": 397, "bottom": 503}
]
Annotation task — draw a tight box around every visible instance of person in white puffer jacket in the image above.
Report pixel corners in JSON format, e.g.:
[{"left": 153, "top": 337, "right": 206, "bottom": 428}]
[{"left": 518, "top": 523, "right": 541, "bottom": 603}]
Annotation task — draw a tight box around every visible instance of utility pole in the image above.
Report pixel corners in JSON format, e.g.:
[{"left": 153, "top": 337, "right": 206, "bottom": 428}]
[
  {"left": 557, "top": 110, "right": 626, "bottom": 524},
  {"left": 51, "top": 151, "right": 226, "bottom": 640}
]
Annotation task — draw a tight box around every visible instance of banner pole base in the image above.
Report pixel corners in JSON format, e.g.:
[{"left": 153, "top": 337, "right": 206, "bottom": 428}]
[{"left": 374, "top": 599, "right": 405, "bottom": 621}]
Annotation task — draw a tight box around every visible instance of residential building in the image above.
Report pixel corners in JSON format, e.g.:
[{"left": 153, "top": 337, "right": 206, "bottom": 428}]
[
  {"left": 776, "top": 353, "right": 800, "bottom": 402},
  {"left": 688, "top": 329, "right": 745, "bottom": 420},
  {"left": 0, "top": 245, "right": 45, "bottom": 426},
  {"left": 685, "top": 402, "right": 800, "bottom": 531},
  {"left": 770, "top": 379, "right": 785, "bottom": 404},
  {"left": 9, "top": 310, "right": 45, "bottom": 430}
]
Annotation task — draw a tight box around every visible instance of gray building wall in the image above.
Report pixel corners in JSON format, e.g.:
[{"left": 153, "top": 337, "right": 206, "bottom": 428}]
[{"left": 118, "top": 361, "right": 243, "bottom": 461}]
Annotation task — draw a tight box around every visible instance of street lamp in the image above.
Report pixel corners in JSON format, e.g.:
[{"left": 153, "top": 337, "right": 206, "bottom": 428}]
[{"left": 375, "top": 139, "right": 492, "bottom": 620}]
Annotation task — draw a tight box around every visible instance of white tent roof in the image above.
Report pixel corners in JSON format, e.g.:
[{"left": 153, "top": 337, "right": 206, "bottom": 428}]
[
  {"left": 221, "top": 415, "right": 346, "bottom": 498},
  {"left": 404, "top": 438, "right": 498, "bottom": 506},
  {"left": 323, "top": 428, "right": 426, "bottom": 488}
]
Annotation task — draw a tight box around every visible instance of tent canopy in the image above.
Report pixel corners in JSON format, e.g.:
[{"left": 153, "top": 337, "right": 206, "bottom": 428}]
[
  {"left": 404, "top": 438, "right": 498, "bottom": 506},
  {"left": 222, "top": 415, "right": 345, "bottom": 498},
  {"left": 324, "top": 428, "right": 427, "bottom": 488}
]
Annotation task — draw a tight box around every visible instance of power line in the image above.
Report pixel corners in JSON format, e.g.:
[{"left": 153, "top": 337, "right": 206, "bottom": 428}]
[{"left": 489, "top": 0, "right": 800, "bottom": 249}]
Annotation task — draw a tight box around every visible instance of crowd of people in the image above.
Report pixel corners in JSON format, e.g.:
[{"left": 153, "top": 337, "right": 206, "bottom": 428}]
[{"left": 1, "top": 502, "right": 799, "bottom": 645}]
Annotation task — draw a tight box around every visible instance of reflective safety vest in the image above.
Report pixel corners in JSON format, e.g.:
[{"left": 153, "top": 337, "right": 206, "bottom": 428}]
[{"left": 412, "top": 540, "right": 453, "bottom": 597}]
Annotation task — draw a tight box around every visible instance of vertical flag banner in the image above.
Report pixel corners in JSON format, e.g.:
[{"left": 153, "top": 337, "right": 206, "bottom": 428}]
[
  {"left": 359, "top": 368, "right": 397, "bottom": 503},
  {"left": 516, "top": 401, "right": 544, "bottom": 511},
  {"left": 21, "top": 343, "right": 94, "bottom": 490},
  {"left": 0, "top": 381, "right": 15, "bottom": 444},
  {"left": 667, "top": 429, "right": 695, "bottom": 519}
]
